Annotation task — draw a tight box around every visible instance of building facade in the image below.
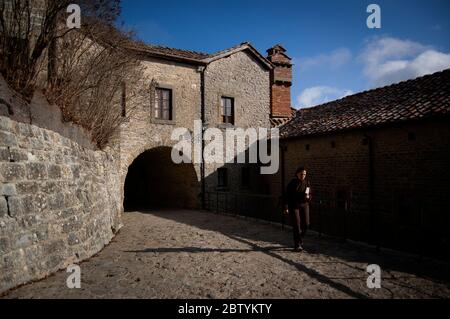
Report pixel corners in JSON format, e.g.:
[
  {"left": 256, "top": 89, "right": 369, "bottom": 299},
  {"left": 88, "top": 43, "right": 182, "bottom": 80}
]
[{"left": 119, "top": 42, "right": 293, "bottom": 211}]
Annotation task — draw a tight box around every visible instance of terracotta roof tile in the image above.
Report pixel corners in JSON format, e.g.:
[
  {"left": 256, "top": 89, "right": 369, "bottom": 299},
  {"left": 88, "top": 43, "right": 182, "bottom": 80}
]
[
  {"left": 126, "top": 41, "right": 210, "bottom": 62},
  {"left": 280, "top": 69, "right": 450, "bottom": 138}
]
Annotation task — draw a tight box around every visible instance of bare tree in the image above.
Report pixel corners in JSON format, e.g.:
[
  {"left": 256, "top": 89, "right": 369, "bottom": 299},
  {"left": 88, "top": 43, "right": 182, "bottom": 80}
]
[
  {"left": 0, "top": 0, "right": 72, "bottom": 98},
  {"left": 1, "top": 0, "right": 149, "bottom": 149},
  {"left": 44, "top": 16, "right": 148, "bottom": 148}
]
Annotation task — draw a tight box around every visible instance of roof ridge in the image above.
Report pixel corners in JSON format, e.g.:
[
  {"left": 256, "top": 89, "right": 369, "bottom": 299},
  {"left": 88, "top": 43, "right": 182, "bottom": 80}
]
[
  {"left": 128, "top": 40, "right": 272, "bottom": 69},
  {"left": 144, "top": 43, "right": 210, "bottom": 57},
  {"left": 208, "top": 42, "right": 250, "bottom": 58},
  {"left": 131, "top": 40, "right": 210, "bottom": 57}
]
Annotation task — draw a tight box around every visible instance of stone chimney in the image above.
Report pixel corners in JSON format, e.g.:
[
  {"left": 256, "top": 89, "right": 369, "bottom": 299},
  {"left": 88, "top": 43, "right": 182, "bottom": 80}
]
[{"left": 267, "top": 45, "right": 293, "bottom": 118}]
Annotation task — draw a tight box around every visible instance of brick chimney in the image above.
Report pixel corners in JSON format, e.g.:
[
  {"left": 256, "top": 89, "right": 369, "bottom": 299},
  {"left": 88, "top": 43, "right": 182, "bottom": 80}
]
[{"left": 267, "top": 45, "right": 293, "bottom": 118}]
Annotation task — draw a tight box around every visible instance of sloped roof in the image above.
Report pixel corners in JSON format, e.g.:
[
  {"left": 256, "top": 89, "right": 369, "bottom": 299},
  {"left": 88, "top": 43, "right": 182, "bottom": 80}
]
[
  {"left": 280, "top": 69, "right": 450, "bottom": 139},
  {"left": 203, "top": 42, "right": 273, "bottom": 70},
  {"left": 126, "top": 41, "right": 273, "bottom": 69},
  {"left": 126, "top": 41, "right": 210, "bottom": 64}
]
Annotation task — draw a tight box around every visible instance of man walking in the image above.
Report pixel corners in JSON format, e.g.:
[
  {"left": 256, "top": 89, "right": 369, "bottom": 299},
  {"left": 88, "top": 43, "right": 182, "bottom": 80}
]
[{"left": 284, "top": 167, "right": 311, "bottom": 251}]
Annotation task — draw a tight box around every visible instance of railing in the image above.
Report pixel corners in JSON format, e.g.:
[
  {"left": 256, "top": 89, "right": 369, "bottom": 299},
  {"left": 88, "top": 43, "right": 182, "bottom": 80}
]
[
  {"left": 204, "top": 191, "right": 450, "bottom": 261},
  {"left": 205, "top": 191, "right": 282, "bottom": 223}
]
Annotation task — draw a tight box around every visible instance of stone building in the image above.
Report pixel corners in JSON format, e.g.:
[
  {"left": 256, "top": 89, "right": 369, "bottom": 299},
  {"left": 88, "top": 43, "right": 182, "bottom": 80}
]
[
  {"left": 0, "top": 39, "right": 296, "bottom": 292},
  {"left": 119, "top": 42, "right": 294, "bottom": 211},
  {"left": 274, "top": 69, "right": 450, "bottom": 259}
]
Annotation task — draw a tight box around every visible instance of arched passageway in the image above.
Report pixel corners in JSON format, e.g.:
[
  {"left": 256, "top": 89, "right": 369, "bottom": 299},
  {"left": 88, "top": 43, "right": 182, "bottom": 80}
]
[{"left": 124, "top": 147, "right": 199, "bottom": 211}]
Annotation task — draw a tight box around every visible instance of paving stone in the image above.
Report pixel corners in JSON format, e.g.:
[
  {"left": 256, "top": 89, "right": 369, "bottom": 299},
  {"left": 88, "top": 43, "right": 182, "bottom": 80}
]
[{"left": 2, "top": 210, "right": 449, "bottom": 299}]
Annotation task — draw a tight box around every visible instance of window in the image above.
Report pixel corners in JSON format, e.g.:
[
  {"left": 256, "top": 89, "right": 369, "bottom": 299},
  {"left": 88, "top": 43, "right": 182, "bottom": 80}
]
[
  {"left": 218, "top": 168, "right": 228, "bottom": 188},
  {"left": 241, "top": 167, "right": 251, "bottom": 188},
  {"left": 221, "top": 97, "right": 234, "bottom": 125},
  {"left": 155, "top": 88, "right": 173, "bottom": 120}
]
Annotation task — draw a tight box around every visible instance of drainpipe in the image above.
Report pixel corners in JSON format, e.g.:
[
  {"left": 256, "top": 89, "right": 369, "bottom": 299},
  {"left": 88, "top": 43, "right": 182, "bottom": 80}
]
[
  {"left": 280, "top": 142, "right": 287, "bottom": 229},
  {"left": 199, "top": 65, "right": 207, "bottom": 209}
]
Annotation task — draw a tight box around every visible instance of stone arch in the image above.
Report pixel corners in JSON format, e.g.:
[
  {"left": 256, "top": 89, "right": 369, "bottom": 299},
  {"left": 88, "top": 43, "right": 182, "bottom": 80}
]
[{"left": 123, "top": 146, "right": 200, "bottom": 211}]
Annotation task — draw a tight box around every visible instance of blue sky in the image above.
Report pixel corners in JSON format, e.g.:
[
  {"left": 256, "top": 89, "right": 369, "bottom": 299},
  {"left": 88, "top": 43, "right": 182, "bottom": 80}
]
[{"left": 120, "top": 0, "right": 450, "bottom": 108}]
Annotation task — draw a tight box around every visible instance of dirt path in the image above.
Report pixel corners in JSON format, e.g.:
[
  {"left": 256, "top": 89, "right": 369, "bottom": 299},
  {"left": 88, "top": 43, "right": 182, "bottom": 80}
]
[{"left": 3, "top": 210, "right": 450, "bottom": 299}]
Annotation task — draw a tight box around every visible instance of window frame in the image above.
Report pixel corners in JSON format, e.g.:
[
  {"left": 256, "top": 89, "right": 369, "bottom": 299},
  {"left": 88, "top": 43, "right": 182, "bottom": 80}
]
[
  {"left": 151, "top": 85, "right": 176, "bottom": 124},
  {"left": 220, "top": 96, "right": 235, "bottom": 125}
]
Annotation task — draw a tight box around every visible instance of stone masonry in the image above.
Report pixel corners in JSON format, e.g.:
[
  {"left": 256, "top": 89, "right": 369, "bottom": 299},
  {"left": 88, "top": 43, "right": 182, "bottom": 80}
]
[
  {"left": 204, "top": 50, "right": 271, "bottom": 193},
  {"left": 0, "top": 42, "right": 281, "bottom": 293},
  {"left": 0, "top": 115, "right": 122, "bottom": 293},
  {"left": 118, "top": 57, "right": 203, "bottom": 208}
]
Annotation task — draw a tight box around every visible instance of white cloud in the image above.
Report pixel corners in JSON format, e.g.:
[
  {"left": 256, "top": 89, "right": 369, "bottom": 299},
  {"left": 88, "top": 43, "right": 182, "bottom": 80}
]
[
  {"left": 360, "top": 37, "right": 450, "bottom": 87},
  {"left": 300, "top": 48, "right": 352, "bottom": 70},
  {"left": 297, "top": 86, "right": 354, "bottom": 108}
]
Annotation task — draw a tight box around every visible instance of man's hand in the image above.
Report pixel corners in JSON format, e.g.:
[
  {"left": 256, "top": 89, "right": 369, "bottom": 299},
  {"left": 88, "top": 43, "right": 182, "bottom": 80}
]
[{"left": 283, "top": 207, "right": 289, "bottom": 215}]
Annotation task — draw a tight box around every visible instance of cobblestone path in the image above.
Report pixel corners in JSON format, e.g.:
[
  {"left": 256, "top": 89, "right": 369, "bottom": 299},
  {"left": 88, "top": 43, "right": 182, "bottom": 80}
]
[{"left": 3, "top": 210, "right": 450, "bottom": 299}]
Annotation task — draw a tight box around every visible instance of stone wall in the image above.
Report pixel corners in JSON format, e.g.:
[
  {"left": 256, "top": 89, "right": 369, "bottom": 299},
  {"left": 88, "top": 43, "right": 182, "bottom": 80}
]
[
  {"left": 204, "top": 51, "right": 271, "bottom": 194},
  {"left": 0, "top": 47, "right": 274, "bottom": 293},
  {"left": 0, "top": 115, "right": 122, "bottom": 293},
  {"left": 118, "top": 57, "right": 203, "bottom": 208},
  {"left": 119, "top": 51, "right": 272, "bottom": 208}
]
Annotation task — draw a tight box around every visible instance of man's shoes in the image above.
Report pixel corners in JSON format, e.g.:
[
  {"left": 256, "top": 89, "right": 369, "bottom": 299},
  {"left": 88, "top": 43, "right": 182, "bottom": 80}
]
[{"left": 294, "top": 245, "right": 303, "bottom": 252}]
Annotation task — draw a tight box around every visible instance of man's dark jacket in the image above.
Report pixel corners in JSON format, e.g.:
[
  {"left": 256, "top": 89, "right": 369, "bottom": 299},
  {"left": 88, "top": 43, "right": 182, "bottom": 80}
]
[{"left": 284, "top": 178, "right": 311, "bottom": 209}]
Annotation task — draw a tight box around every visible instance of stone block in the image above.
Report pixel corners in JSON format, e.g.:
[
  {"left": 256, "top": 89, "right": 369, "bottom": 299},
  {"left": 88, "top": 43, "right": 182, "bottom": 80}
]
[
  {"left": 60, "top": 165, "right": 73, "bottom": 180},
  {"left": 47, "top": 164, "right": 62, "bottom": 179},
  {"left": 9, "top": 148, "right": 28, "bottom": 162},
  {"left": 17, "top": 123, "right": 32, "bottom": 137},
  {"left": 0, "top": 196, "right": 8, "bottom": 217},
  {"left": 15, "top": 181, "right": 40, "bottom": 194},
  {"left": 48, "top": 194, "right": 65, "bottom": 211},
  {"left": 30, "top": 138, "right": 44, "bottom": 150},
  {"left": 0, "top": 147, "right": 10, "bottom": 161},
  {"left": 0, "top": 116, "right": 12, "bottom": 132},
  {"left": 43, "top": 239, "right": 65, "bottom": 256},
  {"left": 34, "top": 193, "right": 47, "bottom": 212},
  {"left": 0, "top": 131, "right": 17, "bottom": 147},
  {"left": 0, "top": 163, "right": 26, "bottom": 182},
  {"left": 63, "top": 192, "right": 78, "bottom": 207},
  {"left": 26, "top": 162, "right": 48, "bottom": 180},
  {"left": 0, "top": 183, "right": 17, "bottom": 196},
  {"left": 15, "top": 233, "right": 36, "bottom": 248},
  {"left": 8, "top": 196, "right": 34, "bottom": 217},
  {"left": 41, "top": 181, "right": 58, "bottom": 194},
  {"left": 62, "top": 217, "right": 82, "bottom": 234}
]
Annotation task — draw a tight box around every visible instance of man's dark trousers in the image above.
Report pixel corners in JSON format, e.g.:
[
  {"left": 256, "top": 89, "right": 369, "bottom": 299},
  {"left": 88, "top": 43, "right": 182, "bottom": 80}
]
[{"left": 290, "top": 204, "right": 309, "bottom": 248}]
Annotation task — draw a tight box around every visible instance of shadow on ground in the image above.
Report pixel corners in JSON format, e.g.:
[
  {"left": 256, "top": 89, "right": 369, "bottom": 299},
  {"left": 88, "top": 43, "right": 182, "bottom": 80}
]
[{"left": 125, "top": 209, "right": 450, "bottom": 299}]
